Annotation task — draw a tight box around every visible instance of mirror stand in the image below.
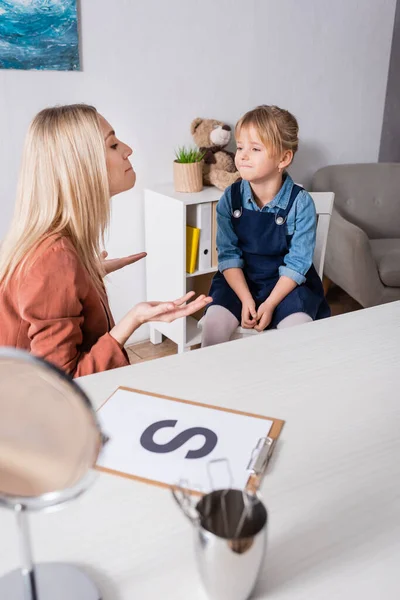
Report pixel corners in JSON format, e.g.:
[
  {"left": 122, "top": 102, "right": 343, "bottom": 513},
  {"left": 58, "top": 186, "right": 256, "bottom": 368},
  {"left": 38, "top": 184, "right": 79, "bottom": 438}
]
[{"left": 0, "top": 504, "right": 101, "bottom": 600}]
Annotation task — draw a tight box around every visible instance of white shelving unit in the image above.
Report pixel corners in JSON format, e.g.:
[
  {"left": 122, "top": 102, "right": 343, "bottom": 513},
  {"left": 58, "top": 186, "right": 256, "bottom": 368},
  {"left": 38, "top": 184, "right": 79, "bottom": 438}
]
[{"left": 144, "top": 183, "right": 222, "bottom": 353}]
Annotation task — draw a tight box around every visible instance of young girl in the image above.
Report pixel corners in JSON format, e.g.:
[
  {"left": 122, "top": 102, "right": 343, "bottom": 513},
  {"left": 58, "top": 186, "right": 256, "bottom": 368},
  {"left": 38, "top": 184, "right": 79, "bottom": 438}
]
[
  {"left": 201, "top": 105, "right": 330, "bottom": 347},
  {"left": 0, "top": 104, "right": 211, "bottom": 376}
]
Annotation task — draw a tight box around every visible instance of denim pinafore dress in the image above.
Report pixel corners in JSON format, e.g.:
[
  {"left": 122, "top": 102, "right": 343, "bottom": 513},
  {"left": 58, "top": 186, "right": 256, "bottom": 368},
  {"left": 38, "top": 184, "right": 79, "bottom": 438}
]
[{"left": 208, "top": 181, "right": 331, "bottom": 329}]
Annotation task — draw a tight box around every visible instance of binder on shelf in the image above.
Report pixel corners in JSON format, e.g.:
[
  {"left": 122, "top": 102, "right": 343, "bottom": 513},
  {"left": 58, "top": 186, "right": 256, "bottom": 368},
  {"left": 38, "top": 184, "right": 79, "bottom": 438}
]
[
  {"left": 211, "top": 201, "right": 218, "bottom": 268},
  {"left": 186, "top": 225, "right": 200, "bottom": 274},
  {"left": 187, "top": 202, "right": 212, "bottom": 271},
  {"left": 197, "top": 202, "right": 212, "bottom": 270}
]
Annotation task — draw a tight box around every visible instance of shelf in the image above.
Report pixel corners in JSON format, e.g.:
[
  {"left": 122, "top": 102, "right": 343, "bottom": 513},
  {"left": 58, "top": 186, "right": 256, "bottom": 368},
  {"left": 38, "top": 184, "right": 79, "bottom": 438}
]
[
  {"left": 186, "top": 266, "right": 217, "bottom": 278},
  {"left": 145, "top": 183, "right": 222, "bottom": 206},
  {"left": 185, "top": 316, "right": 202, "bottom": 347},
  {"left": 145, "top": 186, "right": 219, "bottom": 353}
]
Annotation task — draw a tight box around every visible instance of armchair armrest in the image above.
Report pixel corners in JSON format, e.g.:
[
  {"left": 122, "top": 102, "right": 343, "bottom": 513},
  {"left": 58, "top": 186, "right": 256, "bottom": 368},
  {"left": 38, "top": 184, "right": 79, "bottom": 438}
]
[{"left": 324, "top": 209, "right": 383, "bottom": 307}]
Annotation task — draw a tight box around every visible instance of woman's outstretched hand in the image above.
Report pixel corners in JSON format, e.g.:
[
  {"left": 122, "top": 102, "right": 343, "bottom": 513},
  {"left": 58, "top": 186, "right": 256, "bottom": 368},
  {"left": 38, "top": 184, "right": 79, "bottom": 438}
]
[
  {"left": 101, "top": 250, "right": 147, "bottom": 275},
  {"left": 110, "top": 291, "right": 212, "bottom": 347},
  {"left": 132, "top": 291, "right": 212, "bottom": 325}
]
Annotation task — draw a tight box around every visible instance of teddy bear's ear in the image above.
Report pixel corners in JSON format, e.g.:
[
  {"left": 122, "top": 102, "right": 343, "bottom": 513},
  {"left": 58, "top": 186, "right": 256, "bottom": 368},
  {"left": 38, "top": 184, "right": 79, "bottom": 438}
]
[{"left": 191, "top": 118, "right": 203, "bottom": 134}]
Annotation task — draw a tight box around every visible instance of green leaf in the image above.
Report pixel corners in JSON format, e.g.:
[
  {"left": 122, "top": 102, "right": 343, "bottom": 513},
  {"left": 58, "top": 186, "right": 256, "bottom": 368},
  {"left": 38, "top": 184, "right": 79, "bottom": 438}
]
[{"left": 174, "top": 145, "right": 205, "bottom": 163}]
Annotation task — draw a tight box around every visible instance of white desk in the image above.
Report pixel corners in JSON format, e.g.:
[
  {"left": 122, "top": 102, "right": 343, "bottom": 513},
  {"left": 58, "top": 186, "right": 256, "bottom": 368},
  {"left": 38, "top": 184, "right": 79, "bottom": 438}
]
[{"left": 1, "top": 303, "right": 400, "bottom": 599}]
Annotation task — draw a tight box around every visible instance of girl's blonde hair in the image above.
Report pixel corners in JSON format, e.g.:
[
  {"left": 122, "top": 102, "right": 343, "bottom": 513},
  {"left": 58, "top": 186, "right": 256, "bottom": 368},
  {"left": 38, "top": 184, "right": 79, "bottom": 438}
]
[
  {"left": 0, "top": 104, "right": 110, "bottom": 294},
  {"left": 236, "top": 105, "right": 299, "bottom": 158}
]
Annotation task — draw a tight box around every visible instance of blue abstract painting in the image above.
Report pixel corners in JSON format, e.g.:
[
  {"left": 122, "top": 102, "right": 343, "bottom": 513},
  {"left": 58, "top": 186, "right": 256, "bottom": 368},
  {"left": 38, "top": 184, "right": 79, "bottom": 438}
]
[{"left": 0, "top": 0, "right": 80, "bottom": 71}]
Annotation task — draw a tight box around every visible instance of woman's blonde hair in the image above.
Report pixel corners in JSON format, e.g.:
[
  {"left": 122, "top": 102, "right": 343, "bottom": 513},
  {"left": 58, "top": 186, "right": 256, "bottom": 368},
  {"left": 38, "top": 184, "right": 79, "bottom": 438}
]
[
  {"left": 0, "top": 104, "right": 110, "bottom": 294},
  {"left": 235, "top": 105, "right": 299, "bottom": 158}
]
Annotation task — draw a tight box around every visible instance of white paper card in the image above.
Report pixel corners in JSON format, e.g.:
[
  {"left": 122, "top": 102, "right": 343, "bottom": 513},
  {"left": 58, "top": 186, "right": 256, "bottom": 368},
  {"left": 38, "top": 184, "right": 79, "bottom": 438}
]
[{"left": 97, "top": 388, "right": 273, "bottom": 493}]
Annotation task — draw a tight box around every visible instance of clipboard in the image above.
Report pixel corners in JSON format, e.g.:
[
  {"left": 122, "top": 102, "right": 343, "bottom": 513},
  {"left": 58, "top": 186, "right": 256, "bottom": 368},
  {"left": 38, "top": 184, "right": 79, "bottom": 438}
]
[{"left": 95, "top": 386, "right": 284, "bottom": 494}]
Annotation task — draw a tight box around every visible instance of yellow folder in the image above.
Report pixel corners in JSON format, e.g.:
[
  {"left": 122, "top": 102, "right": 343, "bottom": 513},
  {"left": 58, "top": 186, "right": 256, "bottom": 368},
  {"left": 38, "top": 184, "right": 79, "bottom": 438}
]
[{"left": 186, "top": 225, "right": 200, "bottom": 274}]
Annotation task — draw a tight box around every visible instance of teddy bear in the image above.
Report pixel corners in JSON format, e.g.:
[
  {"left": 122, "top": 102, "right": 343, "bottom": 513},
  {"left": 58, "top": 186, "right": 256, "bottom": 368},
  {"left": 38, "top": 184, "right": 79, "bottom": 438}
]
[{"left": 191, "top": 118, "right": 241, "bottom": 191}]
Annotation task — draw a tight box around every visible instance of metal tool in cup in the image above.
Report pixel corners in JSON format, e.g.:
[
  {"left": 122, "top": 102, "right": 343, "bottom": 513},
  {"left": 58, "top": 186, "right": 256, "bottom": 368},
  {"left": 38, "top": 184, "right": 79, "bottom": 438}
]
[{"left": 172, "top": 438, "right": 276, "bottom": 600}]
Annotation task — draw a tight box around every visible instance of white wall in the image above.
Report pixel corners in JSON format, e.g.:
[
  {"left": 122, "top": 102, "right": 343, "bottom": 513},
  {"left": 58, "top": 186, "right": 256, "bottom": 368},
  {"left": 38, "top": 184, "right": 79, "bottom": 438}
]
[
  {"left": 253, "top": 0, "right": 396, "bottom": 184},
  {"left": 0, "top": 0, "right": 396, "bottom": 342}
]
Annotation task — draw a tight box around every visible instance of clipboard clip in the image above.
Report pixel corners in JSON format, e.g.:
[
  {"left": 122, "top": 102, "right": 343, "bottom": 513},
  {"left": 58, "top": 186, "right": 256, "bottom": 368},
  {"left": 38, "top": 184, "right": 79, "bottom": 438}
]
[{"left": 247, "top": 436, "right": 276, "bottom": 478}]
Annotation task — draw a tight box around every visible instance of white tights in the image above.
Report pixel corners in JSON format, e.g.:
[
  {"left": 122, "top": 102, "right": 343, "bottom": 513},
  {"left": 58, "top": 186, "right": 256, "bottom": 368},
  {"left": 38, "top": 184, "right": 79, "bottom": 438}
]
[
  {"left": 201, "top": 305, "right": 312, "bottom": 348},
  {"left": 277, "top": 311, "right": 313, "bottom": 329}
]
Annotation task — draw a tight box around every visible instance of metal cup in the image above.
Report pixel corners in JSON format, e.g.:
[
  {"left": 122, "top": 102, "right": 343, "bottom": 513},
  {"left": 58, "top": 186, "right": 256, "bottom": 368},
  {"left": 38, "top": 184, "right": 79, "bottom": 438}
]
[{"left": 194, "top": 489, "right": 267, "bottom": 600}]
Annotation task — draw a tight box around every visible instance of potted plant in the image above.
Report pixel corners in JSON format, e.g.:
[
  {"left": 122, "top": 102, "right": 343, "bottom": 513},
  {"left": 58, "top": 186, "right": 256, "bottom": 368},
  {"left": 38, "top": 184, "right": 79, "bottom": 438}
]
[{"left": 173, "top": 146, "right": 205, "bottom": 193}]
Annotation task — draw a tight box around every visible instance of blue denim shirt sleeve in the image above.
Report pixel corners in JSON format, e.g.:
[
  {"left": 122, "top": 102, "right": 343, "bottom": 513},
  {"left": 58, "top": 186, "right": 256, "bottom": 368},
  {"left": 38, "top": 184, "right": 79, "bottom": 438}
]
[
  {"left": 279, "top": 190, "right": 317, "bottom": 285},
  {"left": 216, "top": 186, "right": 244, "bottom": 272}
]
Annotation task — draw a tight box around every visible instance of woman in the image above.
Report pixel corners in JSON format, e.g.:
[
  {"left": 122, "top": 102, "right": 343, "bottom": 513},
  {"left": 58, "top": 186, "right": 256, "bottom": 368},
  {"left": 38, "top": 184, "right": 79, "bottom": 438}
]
[{"left": 0, "top": 104, "right": 211, "bottom": 377}]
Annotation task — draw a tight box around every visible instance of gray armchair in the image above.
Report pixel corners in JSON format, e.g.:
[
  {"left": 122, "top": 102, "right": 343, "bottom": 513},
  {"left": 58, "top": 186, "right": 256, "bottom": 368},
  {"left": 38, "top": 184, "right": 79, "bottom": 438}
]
[{"left": 311, "top": 164, "right": 400, "bottom": 307}]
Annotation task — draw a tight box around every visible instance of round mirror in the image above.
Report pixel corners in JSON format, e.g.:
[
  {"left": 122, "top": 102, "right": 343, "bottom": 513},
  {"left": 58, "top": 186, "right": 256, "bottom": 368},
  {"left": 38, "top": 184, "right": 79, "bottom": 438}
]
[{"left": 0, "top": 348, "right": 106, "bottom": 599}]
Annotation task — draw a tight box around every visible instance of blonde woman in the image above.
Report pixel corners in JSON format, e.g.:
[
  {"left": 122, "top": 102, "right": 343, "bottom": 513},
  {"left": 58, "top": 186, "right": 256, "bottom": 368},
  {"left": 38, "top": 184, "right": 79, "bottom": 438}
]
[{"left": 0, "top": 104, "right": 211, "bottom": 377}]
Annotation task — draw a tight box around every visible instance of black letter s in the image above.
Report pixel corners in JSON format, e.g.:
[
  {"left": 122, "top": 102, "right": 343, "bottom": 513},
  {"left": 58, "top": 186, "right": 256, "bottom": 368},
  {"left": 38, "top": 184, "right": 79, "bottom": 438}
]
[{"left": 140, "top": 420, "right": 218, "bottom": 459}]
